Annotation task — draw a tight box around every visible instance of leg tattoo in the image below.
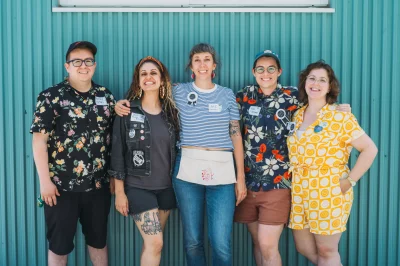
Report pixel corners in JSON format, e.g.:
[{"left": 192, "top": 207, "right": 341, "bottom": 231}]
[
  {"left": 141, "top": 212, "right": 162, "bottom": 235},
  {"left": 132, "top": 213, "right": 142, "bottom": 223}
]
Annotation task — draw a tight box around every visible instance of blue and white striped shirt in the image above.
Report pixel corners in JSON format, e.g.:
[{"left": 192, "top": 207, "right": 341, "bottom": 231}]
[{"left": 173, "top": 82, "right": 240, "bottom": 149}]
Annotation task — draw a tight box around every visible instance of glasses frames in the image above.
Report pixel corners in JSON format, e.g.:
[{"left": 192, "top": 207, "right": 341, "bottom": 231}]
[
  {"left": 66, "top": 58, "right": 96, "bottom": 67},
  {"left": 254, "top": 66, "right": 278, "bottom": 74},
  {"left": 306, "top": 76, "right": 328, "bottom": 85}
]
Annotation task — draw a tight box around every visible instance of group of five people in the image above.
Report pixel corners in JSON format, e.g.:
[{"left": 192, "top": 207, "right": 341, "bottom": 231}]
[{"left": 31, "top": 41, "right": 377, "bottom": 266}]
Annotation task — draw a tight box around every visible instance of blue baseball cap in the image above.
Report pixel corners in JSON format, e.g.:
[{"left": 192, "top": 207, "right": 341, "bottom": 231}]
[{"left": 253, "top": 50, "right": 281, "bottom": 68}]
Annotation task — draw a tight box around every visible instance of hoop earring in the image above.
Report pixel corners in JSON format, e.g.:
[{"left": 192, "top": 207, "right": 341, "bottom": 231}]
[
  {"left": 211, "top": 71, "right": 216, "bottom": 79},
  {"left": 160, "top": 86, "right": 166, "bottom": 99},
  {"left": 137, "top": 88, "right": 143, "bottom": 99},
  {"left": 191, "top": 72, "right": 195, "bottom": 79}
]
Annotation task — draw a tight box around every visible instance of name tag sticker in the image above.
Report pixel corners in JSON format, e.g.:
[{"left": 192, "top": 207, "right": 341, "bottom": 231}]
[
  {"left": 248, "top": 106, "right": 261, "bottom": 116},
  {"left": 130, "top": 113, "right": 145, "bottom": 123},
  {"left": 95, "top": 97, "right": 108, "bottom": 106},
  {"left": 208, "top": 104, "right": 222, "bottom": 112}
]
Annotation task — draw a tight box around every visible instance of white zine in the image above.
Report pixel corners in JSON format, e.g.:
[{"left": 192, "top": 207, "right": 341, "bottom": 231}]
[
  {"left": 131, "top": 113, "right": 145, "bottom": 123},
  {"left": 208, "top": 104, "right": 222, "bottom": 112},
  {"left": 95, "top": 97, "right": 108, "bottom": 106},
  {"left": 248, "top": 106, "right": 261, "bottom": 116}
]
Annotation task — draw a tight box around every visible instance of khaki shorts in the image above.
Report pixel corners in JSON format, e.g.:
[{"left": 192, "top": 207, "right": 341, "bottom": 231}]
[{"left": 234, "top": 189, "right": 291, "bottom": 225}]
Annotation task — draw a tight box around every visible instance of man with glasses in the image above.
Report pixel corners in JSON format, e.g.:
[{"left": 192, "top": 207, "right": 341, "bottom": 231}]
[{"left": 30, "top": 41, "right": 115, "bottom": 266}]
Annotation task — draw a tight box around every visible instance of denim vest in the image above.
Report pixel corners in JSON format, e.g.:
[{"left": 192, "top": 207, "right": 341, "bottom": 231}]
[{"left": 110, "top": 99, "right": 177, "bottom": 179}]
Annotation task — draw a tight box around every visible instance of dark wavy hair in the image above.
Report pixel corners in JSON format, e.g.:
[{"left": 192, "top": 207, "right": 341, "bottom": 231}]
[
  {"left": 186, "top": 43, "right": 220, "bottom": 71},
  {"left": 126, "top": 56, "right": 180, "bottom": 137},
  {"left": 298, "top": 60, "right": 340, "bottom": 105}
]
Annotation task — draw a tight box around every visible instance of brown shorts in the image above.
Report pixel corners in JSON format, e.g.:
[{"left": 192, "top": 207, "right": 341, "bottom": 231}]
[{"left": 234, "top": 189, "right": 291, "bottom": 225}]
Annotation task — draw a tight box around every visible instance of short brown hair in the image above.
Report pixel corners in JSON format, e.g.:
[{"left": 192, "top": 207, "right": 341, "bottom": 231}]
[
  {"left": 298, "top": 60, "right": 340, "bottom": 105},
  {"left": 186, "top": 43, "right": 220, "bottom": 71}
]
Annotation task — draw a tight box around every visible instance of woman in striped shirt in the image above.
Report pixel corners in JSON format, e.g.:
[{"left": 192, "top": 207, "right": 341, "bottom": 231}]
[{"left": 115, "top": 43, "right": 246, "bottom": 266}]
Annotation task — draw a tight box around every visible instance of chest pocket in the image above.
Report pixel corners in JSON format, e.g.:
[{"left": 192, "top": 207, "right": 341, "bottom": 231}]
[
  {"left": 126, "top": 122, "right": 144, "bottom": 143},
  {"left": 95, "top": 104, "right": 111, "bottom": 127}
]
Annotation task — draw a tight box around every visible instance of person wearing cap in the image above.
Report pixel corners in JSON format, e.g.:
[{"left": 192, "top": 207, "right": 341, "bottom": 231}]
[
  {"left": 30, "top": 41, "right": 115, "bottom": 266},
  {"left": 234, "top": 50, "right": 350, "bottom": 266}
]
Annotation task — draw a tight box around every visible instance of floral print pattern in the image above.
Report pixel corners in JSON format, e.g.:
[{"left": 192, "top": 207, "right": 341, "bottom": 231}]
[
  {"left": 30, "top": 80, "right": 115, "bottom": 192},
  {"left": 236, "top": 84, "right": 301, "bottom": 191}
]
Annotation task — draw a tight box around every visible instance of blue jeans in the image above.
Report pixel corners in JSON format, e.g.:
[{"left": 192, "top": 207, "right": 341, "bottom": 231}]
[{"left": 172, "top": 152, "right": 235, "bottom": 266}]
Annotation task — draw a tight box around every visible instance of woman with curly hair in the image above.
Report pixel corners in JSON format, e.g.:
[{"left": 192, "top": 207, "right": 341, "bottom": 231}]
[
  {"left": 115, "top": 43, "right": 246, "bottom": 266},
  {"left": 108, "top": 56, "right": 180, "bottom": 266}
]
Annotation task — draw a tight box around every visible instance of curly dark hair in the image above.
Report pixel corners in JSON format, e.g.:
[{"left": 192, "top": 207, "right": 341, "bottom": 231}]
[
  {"left": 126, "top": 56, "right": 180, "bottom": 137},
  {"left": 298, "top": 60, "right": 340, "bottom": 105}
]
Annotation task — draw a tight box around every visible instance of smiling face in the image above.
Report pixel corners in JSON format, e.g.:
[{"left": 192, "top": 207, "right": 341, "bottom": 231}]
[
  {"left": 64, "top": 48, "right": 96, "bottom": 83},
  {"left": 139, "top": 62, "right": 162, "bottom": 93},
  {"left": 190, "top": 52, "right": 216, "bottom": 81},
  {"left": 253, "top": 56, "right": 282, "bottom": 91},
  {"left": 305, "top": 68, "right": 330, "bottom": 102}
]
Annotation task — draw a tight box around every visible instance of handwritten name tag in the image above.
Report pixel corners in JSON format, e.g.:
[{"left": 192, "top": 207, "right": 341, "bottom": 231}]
[
  {"left": 248, "top": 106, "right": 261, "bottom": 116},
  {"left": 95, "top": 97, "right": 108, "bottom": 106},
  {"left": 208, "top": 104, "right": 222, "bottom": 112},
  {"left": 130, "top": 113, "right": 145, "bottom": 123}
]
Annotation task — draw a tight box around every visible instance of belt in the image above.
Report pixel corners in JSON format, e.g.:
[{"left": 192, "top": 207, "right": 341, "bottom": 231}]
[{"left": 289, "top": 163, "right": 345, "bottom": 180}]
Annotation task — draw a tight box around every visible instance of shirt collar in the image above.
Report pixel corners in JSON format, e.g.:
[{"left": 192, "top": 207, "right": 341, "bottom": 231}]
[
  {"left": 297, "top": 103, "right": 333, "bottom": 124},
  {"left": 256, "top": 83, "right": 283, "bottom": 98},
  {"left": 63, "top": 80, "right": 97, "bottom": 94},
  {"left": 130, "top": 99, "right": 141, "bottom": 108}
]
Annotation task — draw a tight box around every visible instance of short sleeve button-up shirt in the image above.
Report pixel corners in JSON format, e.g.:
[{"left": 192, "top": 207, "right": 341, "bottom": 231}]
[
  {"left": 287, "top": 104, "right": 365, "bottom": 173},
  {"left": 236, "top": 84, "right": 301, "bottom": 192},
  {"left": 30, "top": 80, "right": 116, "bottom": 192}
]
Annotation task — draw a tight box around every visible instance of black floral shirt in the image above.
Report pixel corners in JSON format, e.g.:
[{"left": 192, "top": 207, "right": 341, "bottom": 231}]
[
  {"left": 236, "top": 84, "right": 301, "bottom": 192},
  {"left": 30, "top": 80, "right": 116, "bottom": 192}
]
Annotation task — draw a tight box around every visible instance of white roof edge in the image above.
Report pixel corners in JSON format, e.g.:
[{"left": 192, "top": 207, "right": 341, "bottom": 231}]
[{"left": 52, "top": 7, "right": 335, "bottom": 13}]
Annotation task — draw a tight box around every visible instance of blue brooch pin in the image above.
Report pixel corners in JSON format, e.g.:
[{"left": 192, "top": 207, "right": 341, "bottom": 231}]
[
  {"left": 314, "top": 125, "right": 323, "bottom": 133},
  {"left": 314, "top": 122, "right": 328, "bottom": 133}
]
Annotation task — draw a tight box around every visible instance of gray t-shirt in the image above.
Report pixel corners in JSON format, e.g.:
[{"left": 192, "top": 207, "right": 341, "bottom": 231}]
[{"left": 125, "top": 111, "right": 172, "bottom": 189}]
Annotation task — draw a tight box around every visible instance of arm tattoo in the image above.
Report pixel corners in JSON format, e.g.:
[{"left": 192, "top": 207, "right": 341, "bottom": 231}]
[
  {"left": 141, "top": 212, "right": 162, "bottom": 235},
  {"left": 132, "top": 213, "right": 142, "bottom": 223},
  {"left": 229, "top": 120, "right": 241, "bottom": 137}
]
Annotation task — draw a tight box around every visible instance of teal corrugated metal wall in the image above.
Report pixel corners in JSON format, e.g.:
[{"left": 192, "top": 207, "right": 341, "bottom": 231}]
[{"left": 1, "top": 0, "right": 399, "bottom": 265}]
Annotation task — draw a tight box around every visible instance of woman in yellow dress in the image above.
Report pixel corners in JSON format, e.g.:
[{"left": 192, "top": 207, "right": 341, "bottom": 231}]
[{"left": 287, "top": 60, "right": 378, "bottom": 266}]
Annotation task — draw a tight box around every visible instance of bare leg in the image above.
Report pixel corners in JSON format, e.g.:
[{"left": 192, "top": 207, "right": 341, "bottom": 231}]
[
  {"left": 133, "top": 208, "right": 170, "bottom": 266},
  {"left": 88, "top": 245, "right": 108, "bottom": 266},
  {"left": 139, "top": 209, "right": 170, "bottom": 263},
  {"left": 247, "top": 222, "right": 262, "bottom": 266},
  {"left": 292, "top": 229, "right": 318, "bottom": 265},
  {"left": 315, "top": 233, "right": 342, "bottom": 266},
  {"left": 48, "top": 250, "right": 67, "bottom": 266},
  {"left": 158, "top": 209, "right": 171, "bottom": 231},
  {"left": 257, "top": 224, "right": 284, "bottom": 266}
]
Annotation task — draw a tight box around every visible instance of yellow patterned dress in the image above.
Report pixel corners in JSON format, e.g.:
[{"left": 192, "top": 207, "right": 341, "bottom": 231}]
[{"left": 287, "top": 104, "right": 365, "bottom": 235}]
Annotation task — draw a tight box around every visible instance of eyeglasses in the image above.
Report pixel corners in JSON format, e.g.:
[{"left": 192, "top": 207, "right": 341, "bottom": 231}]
[
  {"left": 66, "top": 58, "right": 95, "bottom": 67},
  {"left": 254, "top": 66, "right": 278, "bottom": 74},
  {"left": 306, "top": 76, "right": 328, "bottom": 85}
]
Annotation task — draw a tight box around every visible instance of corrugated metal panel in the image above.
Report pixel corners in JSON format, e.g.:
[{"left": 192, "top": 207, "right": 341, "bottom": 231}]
[{"left": 1, "top": 0, "right": 399, "bottom": 265}]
